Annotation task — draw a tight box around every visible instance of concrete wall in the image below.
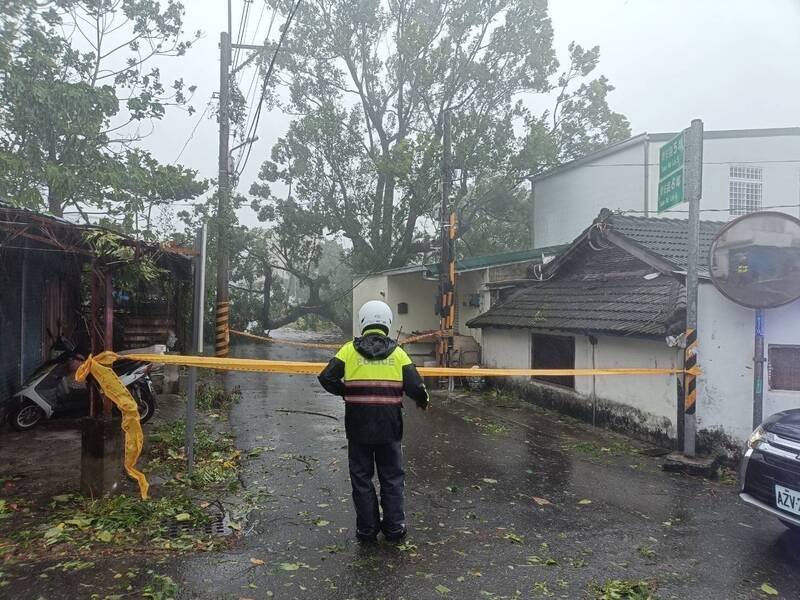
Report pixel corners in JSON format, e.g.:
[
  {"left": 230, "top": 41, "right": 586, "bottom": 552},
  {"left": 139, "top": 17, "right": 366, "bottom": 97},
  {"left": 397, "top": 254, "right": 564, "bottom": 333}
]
[
  {"left": 386, "top": 272, "right": 439, "bottom": 337},
  {"left": 533, "top": 142, "right": 645, "bottom": 247},
  {"left": 482, "top": 327, "right": 679, "bottom": 437},
  {"left": 352, "top": 273, "right": 388, "bottom": 334},
  {"left": 645, "top": 134, "right": 800, "bottom": 217},
  {"left": 533, "top": 132, "right": 800, "bottom": 248},
  {"left": 695, "top": 283, "right": 755, "bottom": 443},
  {"left": 573, "top": 335, "right": 681, "bottom": 435},
  {"left": 764, "top": 299, "right": 800, "bottom": 417},
  {"left": 456, "top": 269, "right": 487, "bottom": 344}
]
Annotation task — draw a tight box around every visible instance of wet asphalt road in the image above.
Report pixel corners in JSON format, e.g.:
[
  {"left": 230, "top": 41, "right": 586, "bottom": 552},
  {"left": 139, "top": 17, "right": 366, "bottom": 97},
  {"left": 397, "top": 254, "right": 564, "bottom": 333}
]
[{"left": 174, "top": 339, "right": 800, "bottom": 600}]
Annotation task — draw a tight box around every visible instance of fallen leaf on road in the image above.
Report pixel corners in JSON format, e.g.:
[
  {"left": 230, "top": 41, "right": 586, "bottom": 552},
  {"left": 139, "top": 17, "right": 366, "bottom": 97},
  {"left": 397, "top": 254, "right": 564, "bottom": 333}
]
[
  {"left": 96, "top": 530, "right": 113, "bottom": 543},
  {"left": 250, "top": 558, "right": 265, "bottom": 566},
  {"left": 314, "top": 519, "right": 330, "bottom": 527},
  {"left": 175, "top": 513, "right": 191, "bottom": 522},
  {"left": 760, "top": 583, "right": 779, "bottom": 596},
  {"left": 532, "top": 497, "right": 552, "bottom": 506},
  {"left": 278, "top": 562, "right": 300, "bottom": 571},
  {"left": 482, "top": 478, "right": 498, "bottom": 484},
  {"left": 435, "top": 584, "right": 451, "bottom": 595},
  {"left": 577, "top": 499, "right": 592, "bottom": 505}
]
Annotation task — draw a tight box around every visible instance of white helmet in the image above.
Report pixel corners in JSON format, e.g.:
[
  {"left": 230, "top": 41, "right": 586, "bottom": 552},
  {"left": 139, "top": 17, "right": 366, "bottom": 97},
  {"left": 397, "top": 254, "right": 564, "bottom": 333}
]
[{"left": 358, "top": 300, "right": 393, "bottom": 333}]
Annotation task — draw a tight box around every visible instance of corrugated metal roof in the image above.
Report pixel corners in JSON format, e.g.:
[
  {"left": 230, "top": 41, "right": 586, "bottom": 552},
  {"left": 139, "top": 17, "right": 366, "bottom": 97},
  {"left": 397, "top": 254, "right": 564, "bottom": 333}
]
[{"left": 426, "top": 244, "right": 567, "bottom": 277}]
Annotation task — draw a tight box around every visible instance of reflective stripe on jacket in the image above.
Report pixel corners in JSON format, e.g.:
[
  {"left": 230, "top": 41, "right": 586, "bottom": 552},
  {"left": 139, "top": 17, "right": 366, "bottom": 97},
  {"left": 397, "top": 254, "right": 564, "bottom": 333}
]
[{"left": 318, "top": 329, "right": 428, "bottom": 444}]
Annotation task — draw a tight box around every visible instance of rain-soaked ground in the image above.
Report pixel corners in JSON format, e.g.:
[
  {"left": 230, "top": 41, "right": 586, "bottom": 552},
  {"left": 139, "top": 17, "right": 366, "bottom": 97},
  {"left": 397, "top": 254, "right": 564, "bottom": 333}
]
[{"left": 3, "top": 336, "right": 800, "bottom": 599}]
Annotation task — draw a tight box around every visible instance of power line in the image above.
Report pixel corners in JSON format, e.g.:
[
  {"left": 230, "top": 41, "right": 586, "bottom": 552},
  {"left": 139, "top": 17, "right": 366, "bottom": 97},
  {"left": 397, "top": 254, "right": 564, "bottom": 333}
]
[
  {"left": 232, "top": 0, "right": 252, "bottom": 73},
  {"left": 621, "top": 203, "right": 800, "bottom": 215},
  {"left": 235, "top": 0, "right": 302, "bottom": 179},
  {"left": 235, "top": 2, "right": 277, "bottom": 168},
  {"left": 576, "top": 159, "right": 800, "bottom": 167},
  {"left": 173, "top": 99, "right": 212, "bottom": 164}
]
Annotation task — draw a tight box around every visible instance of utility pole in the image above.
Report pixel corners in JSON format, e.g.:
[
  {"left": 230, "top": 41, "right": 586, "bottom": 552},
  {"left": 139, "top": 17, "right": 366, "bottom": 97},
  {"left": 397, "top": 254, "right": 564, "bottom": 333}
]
[
  {"left": 215, "top": 29, "right": 232, "bottom": 366},
  {"left": 438, "top": 111, "right": 456, "bottom": 377},
  {"left": 682, "top": 118, "right": 704, "bottom": 457}
]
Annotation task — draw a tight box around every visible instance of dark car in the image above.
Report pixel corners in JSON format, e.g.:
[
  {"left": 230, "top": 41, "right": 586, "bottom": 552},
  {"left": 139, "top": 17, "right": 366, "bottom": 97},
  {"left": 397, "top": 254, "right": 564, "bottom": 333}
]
[{"left": 740, "top": 409, "right": 800, "bottom": 530}]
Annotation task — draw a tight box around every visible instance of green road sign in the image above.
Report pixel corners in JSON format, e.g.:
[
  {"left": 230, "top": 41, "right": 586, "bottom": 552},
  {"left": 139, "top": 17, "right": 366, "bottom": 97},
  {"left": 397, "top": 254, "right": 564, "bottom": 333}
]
[
  {"left": 658, "top": 132, "right": 685, "bottom": 212},
  {"left": 658, "top": 169, "right": 683, "bottom": 213}
]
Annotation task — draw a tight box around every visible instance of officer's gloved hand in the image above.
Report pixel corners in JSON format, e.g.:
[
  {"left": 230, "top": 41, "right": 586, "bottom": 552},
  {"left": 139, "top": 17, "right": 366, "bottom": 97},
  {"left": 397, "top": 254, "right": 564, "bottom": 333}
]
[{"left": 415, "top": 396, "right": 430, "bottom": 411}]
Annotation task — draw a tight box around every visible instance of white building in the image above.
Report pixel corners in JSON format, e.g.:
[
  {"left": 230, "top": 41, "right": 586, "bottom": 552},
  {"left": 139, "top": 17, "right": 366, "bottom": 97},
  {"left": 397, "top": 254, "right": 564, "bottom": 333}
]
[
  {"left": 469, "top": 210, "right": 800, "bottom": 448},
  {"left": 532, "top": 127, "right": 800, "bottom": 248},
  {"left": 352, "top": 246, "right": 564, "bottom": 362}
]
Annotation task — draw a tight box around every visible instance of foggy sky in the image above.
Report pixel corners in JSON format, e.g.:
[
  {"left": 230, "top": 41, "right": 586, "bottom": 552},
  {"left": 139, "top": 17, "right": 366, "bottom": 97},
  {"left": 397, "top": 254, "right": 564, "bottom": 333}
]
[{"left": 143, "top": 0, "right": 800, "bottom": 229}]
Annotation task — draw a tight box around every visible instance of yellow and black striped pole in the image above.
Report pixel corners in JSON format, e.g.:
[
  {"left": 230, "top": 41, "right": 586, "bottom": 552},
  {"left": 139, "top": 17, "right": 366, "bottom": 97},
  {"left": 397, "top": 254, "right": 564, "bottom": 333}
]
[
  {"left": 683, "top": 328, "right": 698, "bottom": 418},
  {"left": 215, "top": 300, "right": 230, "bottom": 358}
]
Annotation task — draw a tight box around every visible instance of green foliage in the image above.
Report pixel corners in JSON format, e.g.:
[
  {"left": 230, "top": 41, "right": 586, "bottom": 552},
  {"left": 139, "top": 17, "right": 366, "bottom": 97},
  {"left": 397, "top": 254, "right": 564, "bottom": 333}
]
[
  {"left": 245, "top": 0, "right": 630, "bottom": 323},
  {"left": 83, "top": 229, "right": 166, "bottom": 290},
  {"left": 148, "top": 421, "right": 241, "bottom": 490},
  {"left": 593, "top": 580, "right": 659, "bottom": 600},
  {"left": 0, "top": 0, "right": 206, "bottom": 228}
]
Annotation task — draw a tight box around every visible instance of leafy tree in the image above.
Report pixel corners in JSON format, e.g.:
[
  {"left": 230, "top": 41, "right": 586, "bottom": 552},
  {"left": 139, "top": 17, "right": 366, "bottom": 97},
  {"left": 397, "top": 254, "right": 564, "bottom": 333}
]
[
  {"left": 246, "top": 0, "right": 630, "bottom": 331},
  {"left": 0, "top": 0, "right": 205, "bottom": 224}
]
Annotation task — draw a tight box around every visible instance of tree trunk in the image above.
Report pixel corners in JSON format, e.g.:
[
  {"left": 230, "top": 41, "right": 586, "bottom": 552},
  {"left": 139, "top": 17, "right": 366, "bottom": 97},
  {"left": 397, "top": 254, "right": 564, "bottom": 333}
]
[{"left": 262, "top": 260, "right": 272, "bottom": 330}]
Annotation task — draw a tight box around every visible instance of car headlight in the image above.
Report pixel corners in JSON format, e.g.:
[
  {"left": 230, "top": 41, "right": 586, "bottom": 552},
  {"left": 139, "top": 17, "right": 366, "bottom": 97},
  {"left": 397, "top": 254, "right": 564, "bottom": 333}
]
[{"left": 748, "top": 425, "right": 766, "bottom": 449}]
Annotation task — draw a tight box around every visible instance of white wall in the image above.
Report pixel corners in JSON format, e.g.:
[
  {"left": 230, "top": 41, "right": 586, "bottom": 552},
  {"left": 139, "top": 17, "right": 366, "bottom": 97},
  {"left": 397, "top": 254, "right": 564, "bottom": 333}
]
[
  {"left": 763, "top": 299, "right": 800, "bottom": 418},
  {"left": 574, "top": 335, "right": 681, "bottom": 433},
  {"left": 482, "top": 327, "right": 679, "bottom": 434},
  {"left": 533, "top": 131, "right": 800, "bottom": 248},
  {"left": 696, "top": 283, "right": 756, "bottom": 442},
  {"left": 386, "top": 272, "right": 439, "bottom": 336},
  {"left": 456, "top": 269, "right": 487, "bottom": 344},
  {"left": 352, "top": 273, "right": 388, "bottom": 334},
  {"left": 481, "top": 328, "right": 530, "bottom": 374},
  {"left": 646, "top": 133, "right": 800, "bottom": 218},
  {"left": 533, "top": 142, "right": 645, "bottom": 247}
]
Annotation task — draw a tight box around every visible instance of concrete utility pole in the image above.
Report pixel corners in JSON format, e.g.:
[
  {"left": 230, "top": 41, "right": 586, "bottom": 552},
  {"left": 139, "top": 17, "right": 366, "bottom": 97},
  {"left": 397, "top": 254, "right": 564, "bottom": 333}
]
[
  {"left": 186, "top": 225, "right": 207, "bottom": 476},
  {"left": 215, "top": 29, "right": 232, "bottom": 365},
  {"left": 683, "top": 119, "right": 704, "bottom": 457},
  {"left": 215, "top": 1, "right": 272, "bottom": 373},
  {"left": 438, "top": 112, "right": 454, "bottom": 370}
]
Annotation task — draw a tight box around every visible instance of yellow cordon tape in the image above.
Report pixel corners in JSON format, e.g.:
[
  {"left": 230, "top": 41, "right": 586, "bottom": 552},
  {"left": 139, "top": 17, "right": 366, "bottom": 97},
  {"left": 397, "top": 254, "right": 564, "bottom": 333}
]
[
  {"left": 76, "top": 353, "right": 150, "bottom": 500},
  {"left": 230, "top": 329, "right": 447, "bottom": 349},
  {"left": 79, "top": 350, "right": 702, "bottom": 499}
]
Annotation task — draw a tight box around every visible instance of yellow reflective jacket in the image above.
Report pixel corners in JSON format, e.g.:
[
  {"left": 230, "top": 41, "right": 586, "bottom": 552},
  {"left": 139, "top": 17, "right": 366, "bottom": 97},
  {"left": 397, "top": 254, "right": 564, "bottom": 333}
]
[{"left": 318, "top": 329, "right": 429, "bottom": 443}]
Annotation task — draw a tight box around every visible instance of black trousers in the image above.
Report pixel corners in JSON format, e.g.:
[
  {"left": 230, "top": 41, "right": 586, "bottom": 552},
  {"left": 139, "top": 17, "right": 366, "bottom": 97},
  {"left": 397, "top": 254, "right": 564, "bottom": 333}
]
[{"left": 347, "top": 441, "right": 405, "bottom": 536}]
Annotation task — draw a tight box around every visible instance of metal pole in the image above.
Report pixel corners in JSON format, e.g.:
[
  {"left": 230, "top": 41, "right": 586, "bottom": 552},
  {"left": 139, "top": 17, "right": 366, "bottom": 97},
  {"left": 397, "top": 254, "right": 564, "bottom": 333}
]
[
  {"left": 683, "top": 119, "right": 703, "bottom": 457},
  {"left": 103, "top": 270, "right": 114, "bottom": 417},
  {"left": 186, "top": 225, "right": 207, "bottom": 476},
  {"left": 753, "top": 309, "right": 765, "bottom": 429},
  {"left": 215, "top": 30, "right": 232, "bottom": 376},
  {"left": 438, "top": 112, "right": 452, "bottom": 373}
]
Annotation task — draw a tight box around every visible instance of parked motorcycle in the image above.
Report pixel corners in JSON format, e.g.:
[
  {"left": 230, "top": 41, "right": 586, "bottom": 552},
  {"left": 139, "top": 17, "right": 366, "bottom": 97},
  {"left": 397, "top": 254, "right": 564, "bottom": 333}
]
[{"left": 4, "top": 337, "right": 157, "bottom": 432}]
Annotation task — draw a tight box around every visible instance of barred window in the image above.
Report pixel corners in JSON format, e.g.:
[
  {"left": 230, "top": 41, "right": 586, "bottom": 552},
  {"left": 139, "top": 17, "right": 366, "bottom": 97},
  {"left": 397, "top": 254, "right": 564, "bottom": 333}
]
[
  {"left": 729, "top": 166, "right": 763, "bottom": 216},
  {"left": 769, "top": 345, "right": 800, "bottom": 392}
]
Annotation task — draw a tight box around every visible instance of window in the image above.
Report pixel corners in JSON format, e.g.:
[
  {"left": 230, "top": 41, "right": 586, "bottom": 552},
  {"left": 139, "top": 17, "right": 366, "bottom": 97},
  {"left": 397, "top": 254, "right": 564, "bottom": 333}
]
[
  {"left": 769, "top": 345, "right": 800, "bottom": 391},
  {"left": 531, "top": 334, "right": 575, "bottom": 389},
  {"left": 729, "top": 166, "right": 763, "bottom": 216},
  {"left": 397, "top": 302, "right": 408, "bottom": 315}
]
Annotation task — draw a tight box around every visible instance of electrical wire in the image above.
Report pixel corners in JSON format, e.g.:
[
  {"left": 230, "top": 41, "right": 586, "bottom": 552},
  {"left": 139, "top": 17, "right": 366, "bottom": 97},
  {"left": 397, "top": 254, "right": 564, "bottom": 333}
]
[
  {"left": 235, "top": 2, "right": 277, "bottom": 167},
  {"left": 232, "top": 0, "right": 252, "bottom": 73},
  {"left": 574, "top": 159, "right": 800, "bottom": 167},
  {"left": 235, "top": 0, "right": 302, "bottom": 179},
  {"left": 620, "top": 203, "right": 800, "bottom": 215}
]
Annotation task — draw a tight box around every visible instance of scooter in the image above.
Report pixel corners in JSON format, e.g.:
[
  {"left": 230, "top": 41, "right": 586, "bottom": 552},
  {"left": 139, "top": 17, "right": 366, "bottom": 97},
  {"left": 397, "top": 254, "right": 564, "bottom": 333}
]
[{"left": 5, "top": 337, "right": 157, "bottom": 432}]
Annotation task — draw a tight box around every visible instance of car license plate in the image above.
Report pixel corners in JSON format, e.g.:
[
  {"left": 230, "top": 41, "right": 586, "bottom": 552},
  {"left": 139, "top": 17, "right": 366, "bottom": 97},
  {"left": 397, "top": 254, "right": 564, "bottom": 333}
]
[{"left": 775, "top": 484, "right": 800, "bottom": 516}]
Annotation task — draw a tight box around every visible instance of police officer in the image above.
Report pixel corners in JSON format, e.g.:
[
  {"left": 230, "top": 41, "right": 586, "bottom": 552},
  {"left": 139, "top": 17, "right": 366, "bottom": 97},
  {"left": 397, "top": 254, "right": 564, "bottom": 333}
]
[{"left": 318, "top": 300, "right": 429, "bottom": 542}]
